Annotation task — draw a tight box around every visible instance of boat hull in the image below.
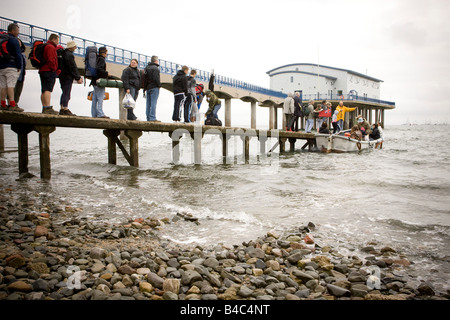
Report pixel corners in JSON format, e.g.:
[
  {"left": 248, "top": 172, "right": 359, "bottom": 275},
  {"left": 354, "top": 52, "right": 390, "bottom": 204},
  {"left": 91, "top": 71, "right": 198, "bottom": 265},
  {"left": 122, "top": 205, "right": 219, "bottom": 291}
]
[{"left": 315, "top": 133, "right": 383, "bottom": 153}]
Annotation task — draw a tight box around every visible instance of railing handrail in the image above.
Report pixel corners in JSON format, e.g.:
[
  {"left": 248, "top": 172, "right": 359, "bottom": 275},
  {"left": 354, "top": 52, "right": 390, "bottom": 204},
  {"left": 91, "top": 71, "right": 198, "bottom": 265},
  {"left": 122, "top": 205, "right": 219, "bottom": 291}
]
[
  {"left": 301, "top": 92, "right": 395, "bottom": 106},
  {"left": 0, "top": 16, "right": 287, "bottom": 99}
]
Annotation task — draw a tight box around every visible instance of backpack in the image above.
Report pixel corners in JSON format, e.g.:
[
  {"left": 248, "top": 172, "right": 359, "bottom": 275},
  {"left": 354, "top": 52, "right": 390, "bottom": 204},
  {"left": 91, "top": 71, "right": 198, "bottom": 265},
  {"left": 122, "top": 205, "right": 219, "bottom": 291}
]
[
  {"left": 84, "top": 46, "right": 98, "bottom": 78},
  {"left": 56, "top": 47, "right": 64, "bottom": 71},
  {"left": 303, "top": 104, "right": 311, "bottom": 117},
  {"left": 0, "top": 32, "right": 10, "bottom": 61},
  {"left": 205, "top": 117, "right": 222, "bottom": 126},
  {"left": 195, "top": 83, "right": 204, "bottom": 95},
  {"left": 29, "top": 40, "right": 47, "bottom": 68}
]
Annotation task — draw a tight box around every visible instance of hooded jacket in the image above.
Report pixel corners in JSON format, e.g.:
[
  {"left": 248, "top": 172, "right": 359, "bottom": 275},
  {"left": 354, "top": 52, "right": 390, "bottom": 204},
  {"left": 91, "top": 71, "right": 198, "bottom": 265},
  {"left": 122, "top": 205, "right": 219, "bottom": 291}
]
[
  {"left": 172, "top": 70, "right": 188, "bottom": 95},
  {"left": 0, "top": 33, "right": 23, "bottom": 70}
]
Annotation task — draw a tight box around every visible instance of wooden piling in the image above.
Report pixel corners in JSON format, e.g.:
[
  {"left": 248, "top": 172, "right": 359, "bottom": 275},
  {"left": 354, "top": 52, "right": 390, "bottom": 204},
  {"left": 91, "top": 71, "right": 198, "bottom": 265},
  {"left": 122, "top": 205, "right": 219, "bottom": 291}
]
[
  {"left": 124, "top": 130, "right": 142, "bottom": 167},
  {"left": 10, "top": 124, "right": 33, "bottom": 175},
  {"left": 34, "top": 125, "right": 55, "bottom": 180},
  {"left": 103, "top": 129, "right": 120, "bottom": 165}
]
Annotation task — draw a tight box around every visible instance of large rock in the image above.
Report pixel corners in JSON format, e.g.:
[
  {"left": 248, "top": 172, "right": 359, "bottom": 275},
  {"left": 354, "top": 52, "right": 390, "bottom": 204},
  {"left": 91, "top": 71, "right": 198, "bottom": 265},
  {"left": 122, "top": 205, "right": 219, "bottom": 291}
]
[
  {"left": 6, "top": 254, "right": 26, "bottom": 268},
  {"left": 147, "top": 272, "right": 164, "bottom": 289},
  {"left": 34, "top": 225, "right": 48, "bottom": 238},
  {"left": 182, "top": 270, "right": 203, "bottom": 286},
  {"left": 139, "top": 281, "right": 153, "bottom": 293},
  {"left": 292, "top": 270, "right": 314, "bottom": 283},
  {"left": 311, "top": 256, "right": 334, "bottom": 271},
  {"left": 29, "top": 262, "right": 50, "bottom": 275},
  {"left": 90, "top": 247, "right": 106, "bottom": 260},
  {"left": 117, "top": 264, "right": 136, "bottom": 275},
  {"left": 247, "top": 248, "right": 265, "bottom": 259},
  {"left": 163, "top": 279, "right": 180, "bottom": 294},
  {"left": 8, "top": 280, "right": 33, "bottom": 293}
]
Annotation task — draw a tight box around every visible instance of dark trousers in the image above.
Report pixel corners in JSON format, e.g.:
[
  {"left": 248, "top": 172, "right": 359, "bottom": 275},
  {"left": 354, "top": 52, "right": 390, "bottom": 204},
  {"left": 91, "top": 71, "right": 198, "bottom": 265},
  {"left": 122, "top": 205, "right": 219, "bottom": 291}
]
[
  {"left": 172, "top": 93, "right": 185, "bottom": 121},
  {"left": 332, "top": 121, "right": 339, "bottom": 133},
  {"left": 59, "top": 77, "right": 73, "bottom": 107},
  {"left": 127, "top": 87, "right": 138, "bottom": 120},
  {"left": 183, "top": 94, "right": 194, "bottom": 123}
]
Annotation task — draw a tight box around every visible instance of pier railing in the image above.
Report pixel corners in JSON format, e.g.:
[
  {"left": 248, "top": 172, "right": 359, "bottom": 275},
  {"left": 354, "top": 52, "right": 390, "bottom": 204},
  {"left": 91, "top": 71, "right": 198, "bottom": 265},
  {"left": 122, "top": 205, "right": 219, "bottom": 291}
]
[
  {"left": 300, "top": 93, "right": 395, "bottom": 106},
  {"left": 0, "top": 16, "right": 287, "bottom": 99}
]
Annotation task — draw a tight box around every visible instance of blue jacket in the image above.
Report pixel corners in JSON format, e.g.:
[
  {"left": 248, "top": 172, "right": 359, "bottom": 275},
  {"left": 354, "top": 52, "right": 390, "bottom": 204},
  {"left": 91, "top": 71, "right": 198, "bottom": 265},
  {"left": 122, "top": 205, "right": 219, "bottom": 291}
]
[{"left": 0, "top": 34, "right": 23, "bottom": 70}]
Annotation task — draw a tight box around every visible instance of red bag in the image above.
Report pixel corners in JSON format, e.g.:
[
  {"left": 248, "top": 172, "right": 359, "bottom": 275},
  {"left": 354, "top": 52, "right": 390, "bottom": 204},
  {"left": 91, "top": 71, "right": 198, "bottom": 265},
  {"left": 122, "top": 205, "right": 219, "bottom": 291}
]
[{"left": 318, "top": 108, "right": 331, "bottom": 118}]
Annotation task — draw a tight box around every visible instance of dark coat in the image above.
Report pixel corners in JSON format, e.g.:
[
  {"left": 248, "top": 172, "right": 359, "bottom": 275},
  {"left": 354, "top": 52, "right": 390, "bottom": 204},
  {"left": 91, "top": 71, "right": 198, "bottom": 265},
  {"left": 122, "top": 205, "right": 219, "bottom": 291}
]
[
  {"left": 173, "top": 70, "right": 188, "bottom": 95},
  {"left": 121, "top": 66, "right": 141, "bottom": 91},
  {"left": 59, "top": 49, "right": 81, "bottom": 81},
  {"left": 144, "top": 62, "right": 161, "bottom": 90}
]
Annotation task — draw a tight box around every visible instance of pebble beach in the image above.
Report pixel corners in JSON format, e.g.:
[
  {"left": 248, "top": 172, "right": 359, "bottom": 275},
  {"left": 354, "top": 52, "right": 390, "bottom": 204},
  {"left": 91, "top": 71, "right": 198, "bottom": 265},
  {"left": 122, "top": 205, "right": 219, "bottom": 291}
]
[{"left": 0, "top": 182, "right": 448, "bottom": 301}]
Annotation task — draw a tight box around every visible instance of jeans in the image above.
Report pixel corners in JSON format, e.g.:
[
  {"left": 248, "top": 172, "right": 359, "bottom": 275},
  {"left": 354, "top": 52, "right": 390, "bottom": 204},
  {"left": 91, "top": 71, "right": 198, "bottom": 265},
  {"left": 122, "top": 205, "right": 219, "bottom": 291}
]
[
  {"left": 305, "top": 119, "right": 314, "bottom": 133},
  {"left": 91, "top": 85, "right": 105, "bottom": 117},
  {"left": 146, "top": 87, "right": 159, "bottom": 121},
  {"left": 316, "top": 118, "right": 324, "bottom": 131},
  {"left": 206, "top": 104, "right": 221, "bottom": 119},
  {"left": 172, "top": 93, "right": 185, "bottom": 121},
  {"left": 337, "top": 119, "right": 344, "bottom": 132}
]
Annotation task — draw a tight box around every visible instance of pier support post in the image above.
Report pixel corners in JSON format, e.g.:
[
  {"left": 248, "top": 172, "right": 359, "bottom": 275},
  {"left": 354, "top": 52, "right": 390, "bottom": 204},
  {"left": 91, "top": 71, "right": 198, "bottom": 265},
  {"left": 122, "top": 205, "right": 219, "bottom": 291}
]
[
  {"left": 34, "top": 125, "right": 56, "bottom": 180},
  {"left": 222, "top": 133, "right": 230, "bottom": 158},
  {"left": 118, "top": 89, "right": 127, "bottom": 140},
  {"left": 279, "top": 138, "right": 287, "bottom": 153},
  {"left": 0, "top": 124, "right": 4, "bottom": 152},
  {"left": 191, "top": 126, "right": 203, "bottom": 165},
  {"left": 103, "top": 129, "right": 121, "bottom": 165},
  {"left": 289, "top": 138, "right": 296, "bottom": 152},
  {"left": 124, "top": 130, "right": 142, "bottom": 167},
  {"left": 225, "top": 98, "right": 231, "bottom": 127},
  {"left": 269, "top": 106, "right": 274, "bottom": 130},
  {"left": 251, "top": 101, "right": 256, "bottom": 129},
  {"left": 259, "top": 135, "right": 268, "bottom": 155},
  {"left": 240, "top": 135, "right": 250, "bottom": 163},
  {"left": 11, "top": 124, "right": 33, "bottom": 175},
  {"left": 369, "top": 108, "right": 373, "bottom": 124}
]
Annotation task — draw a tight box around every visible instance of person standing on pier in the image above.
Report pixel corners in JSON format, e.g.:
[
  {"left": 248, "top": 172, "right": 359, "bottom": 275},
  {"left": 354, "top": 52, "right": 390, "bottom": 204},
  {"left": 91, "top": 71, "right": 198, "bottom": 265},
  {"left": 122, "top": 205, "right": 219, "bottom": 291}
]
[
  {"left": 39, "top": 33, "right": 60, "bottom": 115},
  {"left": 0, "top": 23, "right": 24, "bottom": 112},
  {"left": 305, "top": 100, "right": 315, "bottom": 133},
  {"left": 283, "top": 92, "right": 295, "bottom": 131},
  {"left": 58, "top": 41, "right": 82, "bottom": 116},
  {"left": 121, "top": 58, "right": 141, "bottom": 120},
  {"left": 90, "top": 47, "right": 109, "bottom": 119},
  {"left": 172, "top": 65, "right": 188, "bottom": 122},
  {"left": 185, "top": 69, "right": 197, "bottom": 123},
  {"left": 144, "top": 55, "right": 161, "bottom": 122},
  {"left": 335, "top": 100, "right": 356, "bottom": 132}
]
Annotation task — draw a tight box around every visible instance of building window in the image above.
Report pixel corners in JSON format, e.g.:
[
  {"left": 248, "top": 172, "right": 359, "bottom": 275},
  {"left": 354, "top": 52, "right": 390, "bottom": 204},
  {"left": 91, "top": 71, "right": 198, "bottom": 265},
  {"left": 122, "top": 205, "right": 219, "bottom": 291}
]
[{"left": 290, "top": 76, "right": 294, "bottom": 83}]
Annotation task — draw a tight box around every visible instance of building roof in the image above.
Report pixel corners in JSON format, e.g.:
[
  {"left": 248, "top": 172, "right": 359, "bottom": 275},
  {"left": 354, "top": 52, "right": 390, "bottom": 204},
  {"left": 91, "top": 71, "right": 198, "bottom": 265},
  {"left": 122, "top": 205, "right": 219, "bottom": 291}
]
[
  {"left": 267, "top": 70, "right": 337, "bottom": 81},
  {"left": 266, "top": 63, "right": 384, "bottom": 83}
]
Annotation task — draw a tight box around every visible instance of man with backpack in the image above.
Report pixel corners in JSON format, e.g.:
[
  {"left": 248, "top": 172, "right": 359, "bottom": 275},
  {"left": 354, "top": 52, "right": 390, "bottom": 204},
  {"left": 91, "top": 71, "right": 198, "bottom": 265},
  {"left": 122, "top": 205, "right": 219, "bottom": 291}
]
[
  {"left": 58, "top": 41, "right": 82, "bottom": 116},
  {"left": 90, "top": 47, "right": 110, "bottom": 118},
  {"left": 38, "top": 33, "right": 60, "bottom": 115},
  {"left": 0, "top": 23, "right": 23, "bottom": 112}
]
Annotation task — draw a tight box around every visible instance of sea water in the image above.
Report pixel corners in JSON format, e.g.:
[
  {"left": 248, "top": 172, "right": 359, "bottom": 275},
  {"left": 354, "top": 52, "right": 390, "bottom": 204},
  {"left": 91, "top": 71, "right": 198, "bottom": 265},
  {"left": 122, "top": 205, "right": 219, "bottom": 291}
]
[{"left": 0, "top": 124, "right": 449, "bottom": 294}]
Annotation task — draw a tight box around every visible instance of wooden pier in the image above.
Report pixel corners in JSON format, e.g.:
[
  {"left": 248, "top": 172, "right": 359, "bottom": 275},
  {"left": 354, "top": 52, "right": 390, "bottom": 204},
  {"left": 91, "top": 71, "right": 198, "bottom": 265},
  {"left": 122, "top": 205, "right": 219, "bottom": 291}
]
[{"left": 0, "top": 111, "right": 316, "bottom": 179}]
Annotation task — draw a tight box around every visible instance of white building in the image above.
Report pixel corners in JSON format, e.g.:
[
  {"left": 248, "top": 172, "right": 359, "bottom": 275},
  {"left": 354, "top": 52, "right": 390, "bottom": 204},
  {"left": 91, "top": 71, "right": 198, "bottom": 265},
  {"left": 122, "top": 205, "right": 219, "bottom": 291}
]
[{"left": 267, "top": 63, "right": 383, "bottom": 101}]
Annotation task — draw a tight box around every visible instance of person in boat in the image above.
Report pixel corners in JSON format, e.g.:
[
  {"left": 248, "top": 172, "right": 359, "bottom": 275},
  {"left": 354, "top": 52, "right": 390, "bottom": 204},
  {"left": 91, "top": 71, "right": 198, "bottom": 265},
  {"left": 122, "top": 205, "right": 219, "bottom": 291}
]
[
  {"left": 356, "top": 115, "right": 372, "bottom": 136},
  {"left": 377, "top": 122, "right": 384, "bottom": 139},
  {"left": 319, "top": 121, "right": 330, "bottom": 134},
  {"left": 369, "top": 123, "right": 381, "bottom": 141},
  {"left": 331, "top": 109, "right": 339, "bottom": 134},
  {"left": 350, "top": 125, "right": 362, "bottom": 141}
]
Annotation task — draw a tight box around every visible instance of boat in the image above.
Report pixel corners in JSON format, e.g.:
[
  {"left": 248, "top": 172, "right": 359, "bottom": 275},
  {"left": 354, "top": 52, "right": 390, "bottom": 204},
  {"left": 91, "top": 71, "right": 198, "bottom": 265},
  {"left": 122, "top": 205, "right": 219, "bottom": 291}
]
[{"left": 315, "top": 131, "right": 384, "bottom": 153}]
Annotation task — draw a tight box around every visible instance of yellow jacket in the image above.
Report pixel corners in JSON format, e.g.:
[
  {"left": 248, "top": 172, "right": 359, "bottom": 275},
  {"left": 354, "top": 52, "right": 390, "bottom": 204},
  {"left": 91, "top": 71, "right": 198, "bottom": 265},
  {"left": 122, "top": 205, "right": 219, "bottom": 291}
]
[{"left": 336, "top": 105, "right": 356, "bottom": 121}]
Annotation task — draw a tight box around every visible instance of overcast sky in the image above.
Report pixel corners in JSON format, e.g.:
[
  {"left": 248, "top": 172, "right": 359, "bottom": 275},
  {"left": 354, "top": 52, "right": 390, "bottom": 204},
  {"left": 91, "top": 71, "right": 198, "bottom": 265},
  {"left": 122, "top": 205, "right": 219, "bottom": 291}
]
[{"left": 3, "top": 0, "right": 450, "bottom": 125}]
